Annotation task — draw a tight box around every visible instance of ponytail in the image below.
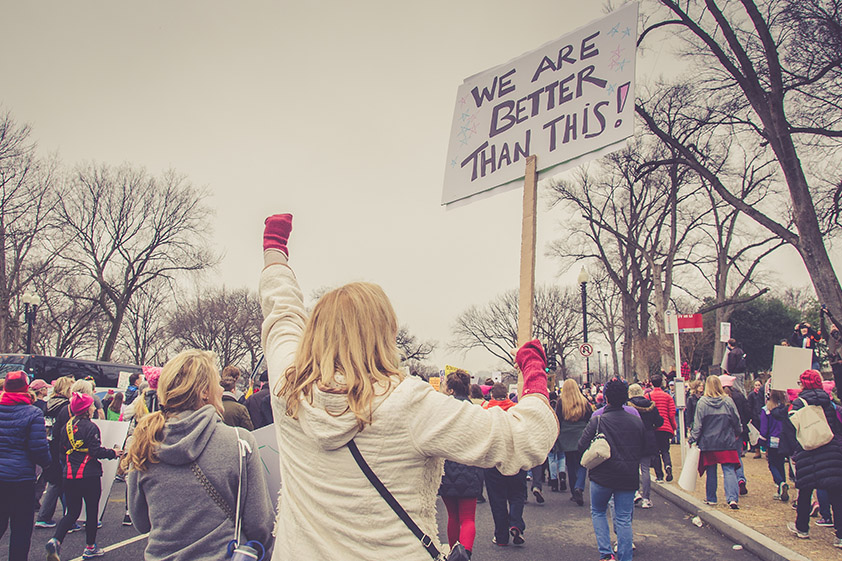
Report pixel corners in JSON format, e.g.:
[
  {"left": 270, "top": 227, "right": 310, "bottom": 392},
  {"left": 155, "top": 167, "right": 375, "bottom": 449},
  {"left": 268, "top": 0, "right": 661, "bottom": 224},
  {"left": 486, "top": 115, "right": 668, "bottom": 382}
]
[{"left": 125, "top": 410, "right": 166, "bottom": 471}]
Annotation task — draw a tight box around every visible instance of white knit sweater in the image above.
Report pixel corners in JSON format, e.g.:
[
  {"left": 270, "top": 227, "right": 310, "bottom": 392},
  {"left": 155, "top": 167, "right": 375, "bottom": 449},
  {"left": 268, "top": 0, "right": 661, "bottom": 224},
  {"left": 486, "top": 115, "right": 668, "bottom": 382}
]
[{"left": 259, "top": 259, "right": 557, "bottom": 561}]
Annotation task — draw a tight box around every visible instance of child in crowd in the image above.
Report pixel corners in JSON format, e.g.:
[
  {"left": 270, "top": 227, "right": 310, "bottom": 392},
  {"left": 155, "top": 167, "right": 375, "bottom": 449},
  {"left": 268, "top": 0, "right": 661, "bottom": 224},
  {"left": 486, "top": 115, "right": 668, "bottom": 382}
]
[{"left": 758, "top": 390, "right": 790, "bottom": 501}]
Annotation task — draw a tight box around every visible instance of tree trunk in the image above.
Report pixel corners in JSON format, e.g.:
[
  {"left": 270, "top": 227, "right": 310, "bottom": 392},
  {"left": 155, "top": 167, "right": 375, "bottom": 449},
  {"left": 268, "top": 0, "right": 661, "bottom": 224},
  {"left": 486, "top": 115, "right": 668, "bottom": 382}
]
[{"left": 99, "top": 304, "right": 126, "bottom": 362}]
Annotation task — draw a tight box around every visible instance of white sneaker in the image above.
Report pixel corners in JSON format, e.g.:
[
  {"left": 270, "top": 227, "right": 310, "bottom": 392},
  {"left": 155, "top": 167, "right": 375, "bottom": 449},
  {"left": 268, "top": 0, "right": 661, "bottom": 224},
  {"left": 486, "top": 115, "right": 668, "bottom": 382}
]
[
  {"left": 640, "top": 499, "right": 653, "bottom": 509},
  {"left": 634, "top": 491, "right": 642, "bottom": 504}
]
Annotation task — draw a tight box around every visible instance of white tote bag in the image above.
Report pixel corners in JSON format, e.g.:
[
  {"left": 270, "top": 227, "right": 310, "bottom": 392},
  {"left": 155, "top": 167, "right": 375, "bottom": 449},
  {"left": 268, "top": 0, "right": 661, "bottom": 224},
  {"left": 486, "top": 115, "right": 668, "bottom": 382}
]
[{"left": 678, "top": 444, "right": 701, "bottom": 493}]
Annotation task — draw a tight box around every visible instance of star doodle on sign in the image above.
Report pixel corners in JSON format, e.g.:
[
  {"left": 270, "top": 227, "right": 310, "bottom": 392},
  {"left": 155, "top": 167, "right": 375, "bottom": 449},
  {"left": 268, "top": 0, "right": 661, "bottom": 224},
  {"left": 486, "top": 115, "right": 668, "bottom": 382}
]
[
  {"left": 617, "top": 59, "right": 628, "bottom": 71},
  {"left": 451, "top": 159, "right": 458, "bottom": 168},
  {"left": 461, "top": 112, "right": 471, "bottom": 122},
  {"left": 607, "top": 83, "right": 616, "bottom": 94},
  {"left": 622, "top": 27, "right": 632, "bottom": 38},
  {"left": 611, "top": 45, "right": 624, "bottom": 59},
  {"left": 459, "top": 137, "right": 469, "bottom": 146},
  {"left": 459, "top": 95, "right": 468, "bottom": 106},
  {"left": 607, "top": 23, "right": 620, "bottom": 37}
]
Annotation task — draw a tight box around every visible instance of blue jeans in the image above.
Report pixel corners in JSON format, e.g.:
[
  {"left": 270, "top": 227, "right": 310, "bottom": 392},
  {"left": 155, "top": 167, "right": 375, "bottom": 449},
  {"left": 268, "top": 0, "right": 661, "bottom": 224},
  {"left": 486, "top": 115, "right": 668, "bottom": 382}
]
[
  {"left": 590, "top": 481, "right": 635, "bottom": 561},
  {"left": 735, "top": 441, "right": 746, "bottom": 484},
  {"left": 548, "top": 450, "right": 565, "bottom": 479},
  {"left": 767, "top": 448, "right": 786, "bottom": 486},
  {"left": 705, "top": 463, "right": 738, "bottom": 503}
]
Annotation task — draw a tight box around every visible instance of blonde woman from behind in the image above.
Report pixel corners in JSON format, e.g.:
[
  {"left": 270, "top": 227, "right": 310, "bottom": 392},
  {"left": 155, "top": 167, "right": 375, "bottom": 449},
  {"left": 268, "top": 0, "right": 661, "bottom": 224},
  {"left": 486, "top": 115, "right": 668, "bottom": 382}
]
[
  {"left": 260, "top": 214, "right": 558, "bottom": 560},
  {"left": 126, "top": 350, "right": 274, "bottom": 561}
]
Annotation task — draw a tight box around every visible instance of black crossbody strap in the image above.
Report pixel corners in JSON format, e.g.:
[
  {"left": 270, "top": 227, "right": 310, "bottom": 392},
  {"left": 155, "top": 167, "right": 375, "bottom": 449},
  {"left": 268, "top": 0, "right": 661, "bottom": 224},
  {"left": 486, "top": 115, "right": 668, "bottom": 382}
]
[{"left": 347, "top": 440, "right": 441, "bottom": 560}]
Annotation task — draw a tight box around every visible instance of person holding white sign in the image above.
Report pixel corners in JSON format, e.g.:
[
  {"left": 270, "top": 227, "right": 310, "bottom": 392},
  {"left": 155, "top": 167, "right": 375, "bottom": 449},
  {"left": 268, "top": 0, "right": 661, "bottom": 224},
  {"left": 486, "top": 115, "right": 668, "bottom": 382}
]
[{"left": 259, "top": 214, "right": 557, "bottom": 560}]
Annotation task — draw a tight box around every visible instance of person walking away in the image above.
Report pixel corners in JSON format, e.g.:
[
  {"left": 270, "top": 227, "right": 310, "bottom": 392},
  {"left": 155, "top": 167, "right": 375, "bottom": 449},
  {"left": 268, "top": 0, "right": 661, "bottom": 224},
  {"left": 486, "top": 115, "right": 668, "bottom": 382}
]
[
  {"left": 628, "top": 383, "right": 663, "bottom": 509},
  {"left": 546, "top": 391, "right": 566, "bottom": 493},
  {"left": 482, "top": 383, "right": 530, "bottom": 546},
  {"left": 258, "top": 213, "right": 557, "bottom": 560},
  {"left": 724, "top": 339, "right": 748, "bottom": 398},
  {"left": 647, "top": 372, "right": 676, "bottom": 482},
  {"left": 35, "top": 377, "right": 74, "bottom": 530},
  {"left": 0, "top": 371, "right": 51, "bottom": 561},
  {"left": 747, "top": 380, "right": 765, "bottom": 458},
  {"left": 105, "top": 392, "right": 123, "bottom": 421},
  {"left": 689, "top": 376, "right": 742, "bottom": 509},
  {"left": 684, "top": 380, "right": 703, "bottom": 435},
  {"left": 721, "top": 374, "right": 750, "bottom": 495},
  {"left": 786, "top": 369, "right": 842, "bottom": 548},
  {"left": 758, "top": 390, "right": 790, "bottom": 501},
  {"left": 578, "top": 379, "right": 645, "bottom": 561},
  {"left": 127, "top": 350, "right": 274, "bottom": 560},
  {"left": 219, "top": 375, "right": 254, "bottom": 430},
  {"left": 438, "top": 370, "right": 483, "bottom": 558},
  {"left": 46, "top": 392, "right": 122, "bottom": 561},
  {"left": 245, "top": 372, "right": 273, "bottom": 429},
  {"left": 556, "top": 378, "right": 593, "bottom": 506}
]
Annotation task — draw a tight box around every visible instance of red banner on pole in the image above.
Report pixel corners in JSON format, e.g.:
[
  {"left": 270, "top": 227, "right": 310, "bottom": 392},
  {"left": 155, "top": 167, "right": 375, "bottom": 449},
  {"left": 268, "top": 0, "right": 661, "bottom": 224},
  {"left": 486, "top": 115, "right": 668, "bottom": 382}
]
[{"left": 677, "top": 314, "right": 703, "bottom": 333}]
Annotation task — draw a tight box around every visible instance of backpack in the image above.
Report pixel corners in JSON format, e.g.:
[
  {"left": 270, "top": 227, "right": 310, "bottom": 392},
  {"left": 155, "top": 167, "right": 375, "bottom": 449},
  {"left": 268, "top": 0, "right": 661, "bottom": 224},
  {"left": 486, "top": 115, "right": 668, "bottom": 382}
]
[{"left": 788, "top": 397, "right": 835, "bottom": 451}]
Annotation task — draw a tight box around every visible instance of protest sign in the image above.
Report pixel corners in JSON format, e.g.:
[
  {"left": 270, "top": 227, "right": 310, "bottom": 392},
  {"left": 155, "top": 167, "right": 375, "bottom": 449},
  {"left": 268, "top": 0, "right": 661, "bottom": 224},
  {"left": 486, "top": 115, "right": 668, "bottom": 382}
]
[
  {"left": 442, "top": 2, "right": 638, "bottom": 205},
  {"left": 253, "top": 425, "right": 281, "bottom": 511},
  {"left": 770, "top": 345, "right": 813, "bottom": 390},
  {"left": 720, "top": 322, "right": 731, "bottom": 343},
  {"left": 79, "top": 420, "right": 129, "bottom": 522}
]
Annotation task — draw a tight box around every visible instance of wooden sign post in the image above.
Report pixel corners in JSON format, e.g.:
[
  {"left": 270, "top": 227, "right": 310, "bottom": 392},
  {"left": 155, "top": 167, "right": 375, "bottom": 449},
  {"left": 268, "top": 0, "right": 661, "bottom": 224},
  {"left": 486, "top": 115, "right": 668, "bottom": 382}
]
[{"left": 517, "top": 155, "right": 538, "bottom": 394}]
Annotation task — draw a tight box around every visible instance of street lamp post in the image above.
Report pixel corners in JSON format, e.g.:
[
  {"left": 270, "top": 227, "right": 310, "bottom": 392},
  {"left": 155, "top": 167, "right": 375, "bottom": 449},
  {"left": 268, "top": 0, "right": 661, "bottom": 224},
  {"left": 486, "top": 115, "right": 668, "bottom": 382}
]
[
  {"left": 577, "top": 267, "right": 590, "bottom": 384},
  {"left": 22, "top": 290, "right": 41, "bottom": 355},
  {"left": 597, "top": 350, "right": 602, "bottom": 382}
]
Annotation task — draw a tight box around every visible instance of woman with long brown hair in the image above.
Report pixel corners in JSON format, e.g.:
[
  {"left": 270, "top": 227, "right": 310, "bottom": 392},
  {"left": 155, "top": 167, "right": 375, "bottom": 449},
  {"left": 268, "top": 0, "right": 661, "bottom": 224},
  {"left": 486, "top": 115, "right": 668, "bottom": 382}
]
[
  {"left": 126, "top": 350, "right": 273, "bottom": 561},
  {"left": 260, "top": 214, "right": 558, "bottom": 558},
  {"left": 555, "top": 378, "right": 593, "bottom": 506}
]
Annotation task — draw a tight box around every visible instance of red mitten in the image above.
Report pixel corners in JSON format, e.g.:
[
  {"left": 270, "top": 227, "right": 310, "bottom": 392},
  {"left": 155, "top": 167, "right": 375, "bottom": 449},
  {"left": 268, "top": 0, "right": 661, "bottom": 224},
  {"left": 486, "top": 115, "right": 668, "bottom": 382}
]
[
  {"left": 516, "top": 339, "right": 549, "bottom": 399},
  {"left": 264, "top": 214, "right": 293, "bottom": 257}
]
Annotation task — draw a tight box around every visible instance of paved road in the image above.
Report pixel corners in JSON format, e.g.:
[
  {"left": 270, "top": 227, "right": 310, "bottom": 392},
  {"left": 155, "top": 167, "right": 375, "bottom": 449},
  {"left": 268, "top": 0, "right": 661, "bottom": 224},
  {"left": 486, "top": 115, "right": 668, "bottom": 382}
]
[{"left": 8, "top": 480, "right": 761, "bottom": 560}]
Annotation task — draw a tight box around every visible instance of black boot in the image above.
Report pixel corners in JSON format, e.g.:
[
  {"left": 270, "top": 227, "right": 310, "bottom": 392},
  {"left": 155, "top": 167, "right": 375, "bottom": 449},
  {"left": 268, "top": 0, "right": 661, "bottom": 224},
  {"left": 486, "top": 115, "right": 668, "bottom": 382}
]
[
  {"left": 558, "top": 475, "right": 567, "bottom": 491},
  {"left": 549, "top": 479, "right": 559, "bottom": 492}
]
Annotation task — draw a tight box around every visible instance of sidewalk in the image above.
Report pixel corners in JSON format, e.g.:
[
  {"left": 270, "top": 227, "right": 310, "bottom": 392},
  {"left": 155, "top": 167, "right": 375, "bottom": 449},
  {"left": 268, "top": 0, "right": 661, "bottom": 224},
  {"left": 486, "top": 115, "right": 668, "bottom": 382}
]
[{"left": 651, "top": 444, "right": 839, "bottom": 561}]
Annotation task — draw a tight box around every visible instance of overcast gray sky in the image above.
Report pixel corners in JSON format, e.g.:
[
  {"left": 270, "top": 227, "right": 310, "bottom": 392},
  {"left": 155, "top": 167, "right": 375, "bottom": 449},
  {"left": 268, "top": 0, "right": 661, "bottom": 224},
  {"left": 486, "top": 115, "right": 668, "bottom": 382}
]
[{"left": 0, "top": 1, "right": 820, "bottom": 373}]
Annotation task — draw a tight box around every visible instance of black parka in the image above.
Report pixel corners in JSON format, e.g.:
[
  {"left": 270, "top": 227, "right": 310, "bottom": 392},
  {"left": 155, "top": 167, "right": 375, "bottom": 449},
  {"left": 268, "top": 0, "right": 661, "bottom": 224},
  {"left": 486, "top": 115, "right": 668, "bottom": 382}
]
[
  {"left": 790, "top": 388, "right": 842, "bottom": 491},
  {"left": 628, "top": 396, "right": 664, "bottom": 457},
  {"left": 577, "top": 404, "right": 645, "bottom": 491}
]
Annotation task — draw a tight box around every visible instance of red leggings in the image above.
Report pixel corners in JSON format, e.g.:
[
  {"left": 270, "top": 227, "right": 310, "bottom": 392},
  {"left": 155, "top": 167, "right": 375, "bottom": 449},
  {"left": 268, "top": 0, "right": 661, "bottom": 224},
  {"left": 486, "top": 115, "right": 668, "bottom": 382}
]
[{"left": 442, "top": 497, "right": 477, "bottom": 552}]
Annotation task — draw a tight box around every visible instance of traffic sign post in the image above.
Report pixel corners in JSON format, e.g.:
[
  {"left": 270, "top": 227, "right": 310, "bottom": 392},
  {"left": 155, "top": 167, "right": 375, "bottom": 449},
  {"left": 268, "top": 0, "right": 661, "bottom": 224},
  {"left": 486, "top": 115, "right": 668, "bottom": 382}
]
[{"left": 579, "top": 343, "right": 594, "bottom": 357}]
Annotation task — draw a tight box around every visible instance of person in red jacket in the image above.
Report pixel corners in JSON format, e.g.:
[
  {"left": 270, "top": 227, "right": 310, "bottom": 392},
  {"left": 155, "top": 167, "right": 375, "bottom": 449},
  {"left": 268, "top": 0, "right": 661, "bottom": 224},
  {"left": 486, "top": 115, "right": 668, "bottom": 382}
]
[{"left": 648, "top": 372, "right": 677, "bottom": 482}]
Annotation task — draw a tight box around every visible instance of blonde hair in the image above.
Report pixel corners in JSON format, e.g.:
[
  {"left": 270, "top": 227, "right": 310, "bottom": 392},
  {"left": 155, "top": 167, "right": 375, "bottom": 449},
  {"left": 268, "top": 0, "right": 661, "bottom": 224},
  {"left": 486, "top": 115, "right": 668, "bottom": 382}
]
[
  {"left": 70, "top": 379, "right": 94, "bottom": 396},
  {"left": 52, "top": 376, "right": 74, "bottom": 398},
  {"left": 559, "top": 378, "right": 590, "bottom": 421},
  {"left": 126, "top": 350, "right": 220, "bottom": 471},
  {"left": 704, "top": 375, "right": 726, "bottom": 398},
  {"left": 277, "top": 282, "right": 404, "bottom": 430}
]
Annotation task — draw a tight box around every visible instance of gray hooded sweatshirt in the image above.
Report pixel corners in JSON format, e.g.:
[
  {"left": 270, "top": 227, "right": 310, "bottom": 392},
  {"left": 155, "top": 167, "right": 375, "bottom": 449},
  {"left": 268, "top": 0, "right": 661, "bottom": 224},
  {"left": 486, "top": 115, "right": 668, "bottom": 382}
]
[
  {"left": 128, "top": 405, "right": 274, "bottom": 561},
  {"left": 689, "top": 396, "right": 740, "bottom": 451}
]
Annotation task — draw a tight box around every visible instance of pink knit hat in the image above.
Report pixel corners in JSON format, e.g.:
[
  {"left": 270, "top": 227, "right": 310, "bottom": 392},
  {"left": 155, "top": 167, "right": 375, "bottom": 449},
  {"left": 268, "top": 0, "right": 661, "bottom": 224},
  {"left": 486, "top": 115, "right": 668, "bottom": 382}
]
[
  {"left": 143, "top": 366, "right": 162, "bottom": 390},
  {"left": 70, "top": 392, "right": 94, "bottom": 415},
  {"left": 719, "top": 374, "right": 736, "bottom": 387}
]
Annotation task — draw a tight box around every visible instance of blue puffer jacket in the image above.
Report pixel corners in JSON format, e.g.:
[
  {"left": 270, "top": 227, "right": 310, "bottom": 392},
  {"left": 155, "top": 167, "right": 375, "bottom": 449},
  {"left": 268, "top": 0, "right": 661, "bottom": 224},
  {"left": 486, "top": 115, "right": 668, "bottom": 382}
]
[{"left": 0, "top": 401, "right": 52, "bottom": 482}]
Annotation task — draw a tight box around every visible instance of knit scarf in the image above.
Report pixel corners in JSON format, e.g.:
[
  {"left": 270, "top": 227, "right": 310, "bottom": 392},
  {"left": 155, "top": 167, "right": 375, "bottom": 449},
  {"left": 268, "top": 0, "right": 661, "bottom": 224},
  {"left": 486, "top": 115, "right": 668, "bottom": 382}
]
[{"left": 0, "top": 392, "right": 32, "bottom": 406}]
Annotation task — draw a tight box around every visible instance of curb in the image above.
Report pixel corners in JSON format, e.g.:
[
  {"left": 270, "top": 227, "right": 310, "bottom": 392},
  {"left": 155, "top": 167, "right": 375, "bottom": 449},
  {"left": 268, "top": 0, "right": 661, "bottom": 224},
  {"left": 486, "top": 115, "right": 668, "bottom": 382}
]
[{"left": 651, "top": 482, "right": 812, "bottom": 561}]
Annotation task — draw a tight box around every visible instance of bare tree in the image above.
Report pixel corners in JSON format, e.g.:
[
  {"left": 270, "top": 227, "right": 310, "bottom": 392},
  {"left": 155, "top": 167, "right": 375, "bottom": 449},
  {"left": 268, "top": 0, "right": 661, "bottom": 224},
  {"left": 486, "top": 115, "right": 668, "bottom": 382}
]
[
  {"left": 451, "top": 285, "right": 581, "bottom": 368},
  {"left": 168, "top": 286, "right": 262, "bottom": 371},
  {"left": 117, "top": 279, "right": 171, "bottom": 365},
  {"left": 585, "top": 267, "right": 626, "bottom": 378},
  {"left": 396, "top": 326, "right": 436, "bottom": 363},
  {"left": 0, "top": 111, "right": 61, "bottom": 351},
  {"left": 637, "top": 0, "right": 842, "bottom": 320},
  {"left": 31, "top": 269, "right": 104, "bottom": 358},
  {"left": 57, "top": 163, "right": 217, "bottom": 361}
]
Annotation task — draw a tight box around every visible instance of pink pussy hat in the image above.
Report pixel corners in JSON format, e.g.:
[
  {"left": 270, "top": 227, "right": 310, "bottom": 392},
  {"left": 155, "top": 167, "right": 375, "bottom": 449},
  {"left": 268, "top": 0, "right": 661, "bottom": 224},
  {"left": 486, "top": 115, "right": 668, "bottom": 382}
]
[{"left": 70, "top": 392, "right": 94, "bottom": 415}]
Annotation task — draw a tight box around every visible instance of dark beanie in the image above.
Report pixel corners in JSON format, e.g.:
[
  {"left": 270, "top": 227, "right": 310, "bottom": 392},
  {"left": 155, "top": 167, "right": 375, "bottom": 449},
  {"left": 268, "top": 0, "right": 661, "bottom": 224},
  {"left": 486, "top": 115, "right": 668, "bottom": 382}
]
[
  {"left": 604, "top": 379, "right": 629, "bottom": 405},
  {"left": 2, "top": 371, "right": 29, "bottom": 393}
]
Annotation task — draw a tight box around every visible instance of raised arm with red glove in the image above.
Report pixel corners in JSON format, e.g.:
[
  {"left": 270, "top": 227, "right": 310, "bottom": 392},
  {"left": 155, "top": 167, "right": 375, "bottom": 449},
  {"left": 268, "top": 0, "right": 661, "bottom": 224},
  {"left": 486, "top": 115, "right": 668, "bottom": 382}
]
[
  {"left": 264, "top": 213, "right": 293, "bottom": 257},
  {"left": 515, "top": 339, "right": 549, "bottom": 400}
]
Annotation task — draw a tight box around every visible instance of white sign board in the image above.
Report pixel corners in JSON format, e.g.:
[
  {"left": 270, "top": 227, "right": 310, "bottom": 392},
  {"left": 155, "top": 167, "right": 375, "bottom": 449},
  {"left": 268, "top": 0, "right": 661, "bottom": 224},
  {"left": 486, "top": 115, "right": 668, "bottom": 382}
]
[
  {"left": 665, "top": 312, "right": 678, "bottom": 335},
  {"left": 442, "top": 2, "right": 639, "bottom": 205},
  {"left": 674, "top": 378, "right": 686, "bottom": 408},
  {"left": 720, "top": 322, "right": 731, "bottom": 343},
  {"left": 252, "top": 425, "right": 281, "bottom": 511},
  {"left": 770, "top": 345, "right": 813, "bottom": 391},
  {"left": 117, "top": 371, "right": 132, "bottom": 391},
  {"left": 79, "top": 420, "right": 130, "bottom": 522}
]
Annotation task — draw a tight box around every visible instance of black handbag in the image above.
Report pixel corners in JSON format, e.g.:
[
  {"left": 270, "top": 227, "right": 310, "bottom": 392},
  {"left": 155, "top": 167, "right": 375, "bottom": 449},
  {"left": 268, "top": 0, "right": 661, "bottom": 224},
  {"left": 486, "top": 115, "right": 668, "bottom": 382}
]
[{"left": 348, "top": 440, "right": 469, "bottom": 561}]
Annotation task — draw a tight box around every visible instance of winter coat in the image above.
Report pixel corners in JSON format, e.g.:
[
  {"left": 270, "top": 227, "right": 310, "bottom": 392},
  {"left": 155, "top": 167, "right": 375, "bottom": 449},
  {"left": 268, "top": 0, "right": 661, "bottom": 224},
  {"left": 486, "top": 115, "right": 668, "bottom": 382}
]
[
  {"left": 259, "top": 259, "right": 557, "bottom": 561},
  {"left": 46, "top": 396, "right": 69, "bottom": 420},
  {"left": 221, "top": 393, "right": 254, "bottom": 430},
  {"left": 726, "top": 345, "right": 747, "bottom": 374},
  {"left": 128, "top": 405, "right": 275, "bottom": 561},
  {"left": 747, "top": 389, "right": 764, "bottom": 429},
  {"left": 438, "top": 395, "right": 485, "bottom": 498},
  {"left": 124, "top": 385, "right": 139, "bottom": 406},
  {"left": 758, "top": 404, "right": 786, "bottom": 448},
  {"left": 57, "top": 416, "right": 117, "bottom": 479},
  {"left": 790, "top": 388, "right": 842, "bottom": 491},
  {"left": 789, "top": 328, "right": 821, "bottom": 362},
  {"left": 555, "top": 401, "right": 592, "bottom": 452},
  {"left": 689, "top": 396, "right": 740, "bottom": 451},
  {"left": 648, "top": 387, "right": 676, "bottom": 435},
  {"left": 628, "top": 396, "right": 664, "bottom": 457},
  {"left": 245, "top": 387, "right": 273, "bottom": 429},
  {"left": 685, "top": 393, "right": 700, "bottom": 430},
  {"left": 0, "top": 400, "right": 51, "bottom": 482},
  {"left": 577, "top": 403, "right": 645, "bottom": 491}
]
